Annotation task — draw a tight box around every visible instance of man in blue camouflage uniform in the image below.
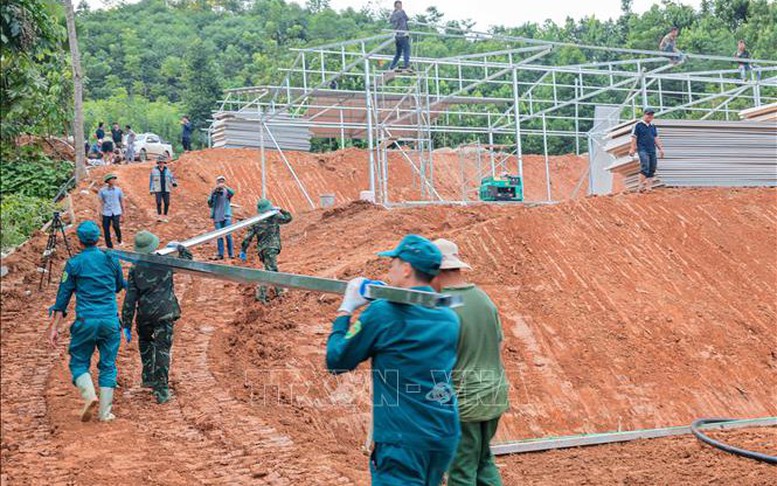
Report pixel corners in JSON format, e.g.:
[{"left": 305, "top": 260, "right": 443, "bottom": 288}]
[
  {"left": 121, "top": 231, "right": 192, "bottom": 404},
  {"left": 327, "top": 234, "right": 461, "bottom": 485},
  {"left": 48, "top": 220, "right": 125, "bottom": 422},
  {"left": 239, "top": 198, "right": 293, "bottom": 302}
]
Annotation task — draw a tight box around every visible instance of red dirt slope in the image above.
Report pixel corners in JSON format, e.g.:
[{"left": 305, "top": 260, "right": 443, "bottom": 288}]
[
  {"left": 169, "top": 147, "right": 587, "bottom": 215},
  {"left": 223, "top": 188, "right": 777, "bottom": 446},
  {"left": 1, "top": 146, "right": 775, "bottom": 485}
]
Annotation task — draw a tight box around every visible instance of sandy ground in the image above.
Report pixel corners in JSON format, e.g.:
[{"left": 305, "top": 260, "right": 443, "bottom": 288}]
[{"left": 1, "top": 148, "right": 775, "bottom": 484}]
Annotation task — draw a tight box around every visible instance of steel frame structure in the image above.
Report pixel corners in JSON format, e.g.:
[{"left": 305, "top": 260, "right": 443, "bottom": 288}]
[{"left": 213, "top": 30, "right": 777, "bottom": 207}]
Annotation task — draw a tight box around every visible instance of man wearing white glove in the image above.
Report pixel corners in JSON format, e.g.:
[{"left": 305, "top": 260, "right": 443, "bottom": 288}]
[{"left": 326, "top": 234, "right": 461, "bottom": 486}]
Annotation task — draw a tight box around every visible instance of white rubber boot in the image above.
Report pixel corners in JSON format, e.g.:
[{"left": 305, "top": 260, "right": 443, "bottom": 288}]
[
  {"left": 75, "top": 373, "right": 98, "bottom": 422},
  {"left": 98, "top": 387, "right": 116, "bottom": 422}
]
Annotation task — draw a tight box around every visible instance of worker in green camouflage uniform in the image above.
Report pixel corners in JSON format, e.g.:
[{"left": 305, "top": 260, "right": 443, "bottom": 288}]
[
  {"left": 239, "top": 199, "right": 293, "bottom": 302},
  {"left": 121, "top": 231, "right": 192, "bottom": 404}
]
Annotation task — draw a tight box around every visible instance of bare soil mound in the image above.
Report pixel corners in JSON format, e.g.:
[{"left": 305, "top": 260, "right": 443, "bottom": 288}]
[{"left": 1, "top": 146, "right": 774, "bottom": 484}]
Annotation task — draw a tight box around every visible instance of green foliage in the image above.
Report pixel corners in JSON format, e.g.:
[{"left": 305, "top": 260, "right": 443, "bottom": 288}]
[
  {"left": 182, "top": 39, "right": 221, "bottom": 147},
  {"left": 70, "top": 0, "right": 774, "bottom": 154},
  {"left": 0, "top": 145, "right": 74, "bottom": 199},
  {"left": 1, "top": 0, "right": 71, "bottom": 142},
  {"left": 0, "top": 143, "right": 72, "bottom": 250},
  {"left": 2, "top": 0, "right": 774, "bottom": 158},
  {"left": 0, "top": 193, "right": 55, "bottom": 250}
]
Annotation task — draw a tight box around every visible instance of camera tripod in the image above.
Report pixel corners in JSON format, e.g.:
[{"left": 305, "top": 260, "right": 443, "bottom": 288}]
[{"left": 38, "top": 211, "right": 73, "bottom": 289}]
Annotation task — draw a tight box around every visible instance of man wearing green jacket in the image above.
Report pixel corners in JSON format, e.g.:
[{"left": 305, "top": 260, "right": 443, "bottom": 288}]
[
  {"left": 327, "top": 234, "right": 461, "bottom": 485},
  {"left": 433, "top": 238, "right": 509, "bottom": 486},
  {"left": 121, "top": 231, "right": 192, "bottom": 404}
]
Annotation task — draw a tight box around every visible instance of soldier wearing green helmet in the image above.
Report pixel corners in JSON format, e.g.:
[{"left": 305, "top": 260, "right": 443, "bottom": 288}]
[
  {"left": 239, "top": 198, "right": 293, "bottom": 302},
  {"left": 122, "top": 231, "right": 192, "bottom": 404}
]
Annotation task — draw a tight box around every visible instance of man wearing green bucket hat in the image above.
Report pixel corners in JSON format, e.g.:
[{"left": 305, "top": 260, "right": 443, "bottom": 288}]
[
  {"left": 122, "top": 231, "right": 192, "bottom": 404},
  {"left": 326, "top": 234, "right": 461, "bottom": 485},
  {"left": 48, "top": 220, "right": 126, "bottom": 422},
  {"left": 239, "top": 198, "right": 293, "bottom": 302}
]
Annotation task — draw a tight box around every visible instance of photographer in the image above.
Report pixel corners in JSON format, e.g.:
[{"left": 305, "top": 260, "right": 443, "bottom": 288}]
[{"left": 207, "top": 175, "right": 235, "bottom": 260}]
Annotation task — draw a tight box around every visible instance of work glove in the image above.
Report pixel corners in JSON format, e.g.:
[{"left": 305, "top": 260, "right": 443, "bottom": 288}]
[
  {"left": 239, "top": 251, "right": 247, "bottom": 262},
  {"left": 359, "top": 279, "right": 386, "bottom": 297},
  {"left": 123, "top": 327, "right": 132, "bottom": 344},
  {"left": 338, "top": 277, "right": 371, "bottom": 314}
]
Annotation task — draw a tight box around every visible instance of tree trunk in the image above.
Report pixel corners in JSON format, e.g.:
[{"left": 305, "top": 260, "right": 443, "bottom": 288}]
[{"left": 62, "top": 0, "right": 86, "bottom": 182}]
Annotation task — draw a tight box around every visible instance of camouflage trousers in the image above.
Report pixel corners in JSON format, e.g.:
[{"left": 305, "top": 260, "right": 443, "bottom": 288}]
[
  {"left": 137, "top": 319, "right": 174, "bottom": 392},
  {"left": 256, "top": 248, "right": 283, "bottom": 302}
]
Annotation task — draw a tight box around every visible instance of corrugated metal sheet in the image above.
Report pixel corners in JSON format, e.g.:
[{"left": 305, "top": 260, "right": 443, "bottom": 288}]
[
  {"left": 739, "top": 102, "right": 777, "bottom": 122},
  {"left": 605, "top": 119, "right": 777, "bottom": 189},
  {"left": 211, "top": 112, "right": 312, "bottom": 151}
]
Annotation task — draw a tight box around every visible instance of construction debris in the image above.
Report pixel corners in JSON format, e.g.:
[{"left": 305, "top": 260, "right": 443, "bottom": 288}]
[{"left": 604, "top": 119, "right": 777, "bottom": 190}]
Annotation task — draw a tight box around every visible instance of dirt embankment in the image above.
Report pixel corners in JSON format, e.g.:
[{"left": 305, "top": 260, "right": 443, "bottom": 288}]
[{"left": 1, "top": 147, "right": 775, "bottom": 485}]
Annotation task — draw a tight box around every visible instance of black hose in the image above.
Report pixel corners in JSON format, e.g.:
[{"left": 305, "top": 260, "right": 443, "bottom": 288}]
[{"left": 691, "top": 418, "right": 777, "bottom": 465}]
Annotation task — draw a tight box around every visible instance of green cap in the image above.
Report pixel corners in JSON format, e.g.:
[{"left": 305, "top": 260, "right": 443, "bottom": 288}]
[
  {"left": 76, "top": 220, "right": 101, "bottom": 244},
  {"left": 104, "top": 173, "right": 117, "bottom": 183},
  {"left": 134, "top": 231, "right": 160, "bottom": 254},
  {"left": 377, "top": 234, "right": 442, "bottom": 276},
  {"left": 156, "top": 154, "right": 167, "bottom": 162},
  {"left": 257, "top": 198, "right": 273, "bottom": 212},
  {"left": 644, "top": 106, "right": 656, "bottom": 114}
]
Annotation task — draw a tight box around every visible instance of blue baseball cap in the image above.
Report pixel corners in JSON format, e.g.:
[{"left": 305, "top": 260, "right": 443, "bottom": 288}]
[
  {"left": 76, "top": 220, "right": 101, "bottom": 244},
  {"left": 377, "top": 234, "right": 443, "bottom": 276}
]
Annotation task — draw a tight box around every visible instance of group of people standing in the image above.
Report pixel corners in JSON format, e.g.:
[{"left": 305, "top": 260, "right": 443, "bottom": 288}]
[
  {"left": 86, "top": 115, "right": 193, "bottom": 166},
  {"left": 96, "top": 156, "right": 177, "bottom": 249},
  {"left": 87, "top": 122, "right": 136, "bottom": 165}
]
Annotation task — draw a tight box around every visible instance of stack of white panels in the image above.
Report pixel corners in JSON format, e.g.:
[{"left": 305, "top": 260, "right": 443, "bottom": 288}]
[
  {"left": 212, "top": 112, "right": 312, "bottom": 151},
  {"left": 739, "top": 103, "right": 777, "bottom": 122},
  {"left": 604, "top": 119, "right": 777, "bottom": 189}
]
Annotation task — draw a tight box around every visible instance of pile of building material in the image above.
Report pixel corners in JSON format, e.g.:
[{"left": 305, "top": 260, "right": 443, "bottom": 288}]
[
  {"left": 211, "top": 111, "right": 312, "bottom": 151},
  {"left": 604, "top": 119, "right": 777, "bottom": 189},
  {"left": 739, "top": 102, "right": 777, "bottom": 122}
]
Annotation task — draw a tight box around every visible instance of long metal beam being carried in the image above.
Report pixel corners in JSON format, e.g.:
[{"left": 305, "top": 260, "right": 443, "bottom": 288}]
[
  {"left": 109, "top": 250, "right": 462, "bottom": 308},
  {"left": 156, "top": 211, "right": 279, "bottom": 256}
]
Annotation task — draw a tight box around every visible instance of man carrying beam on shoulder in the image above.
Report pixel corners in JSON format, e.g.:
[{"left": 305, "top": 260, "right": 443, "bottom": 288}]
[
  {"left": 239, "top": 199, "right": 293, "bottom": 302},
  {"left": 432, "top": 238, "right": 509, "bottom": 486},
  {"left": 121, "top": 231, "right": 192, "bottom": 404},
  {"left": 326, "top": 234, "right": 461, "bottom": 485},
  {"left": 47, "top": 220, "right": 125, "bottom": 422}
]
